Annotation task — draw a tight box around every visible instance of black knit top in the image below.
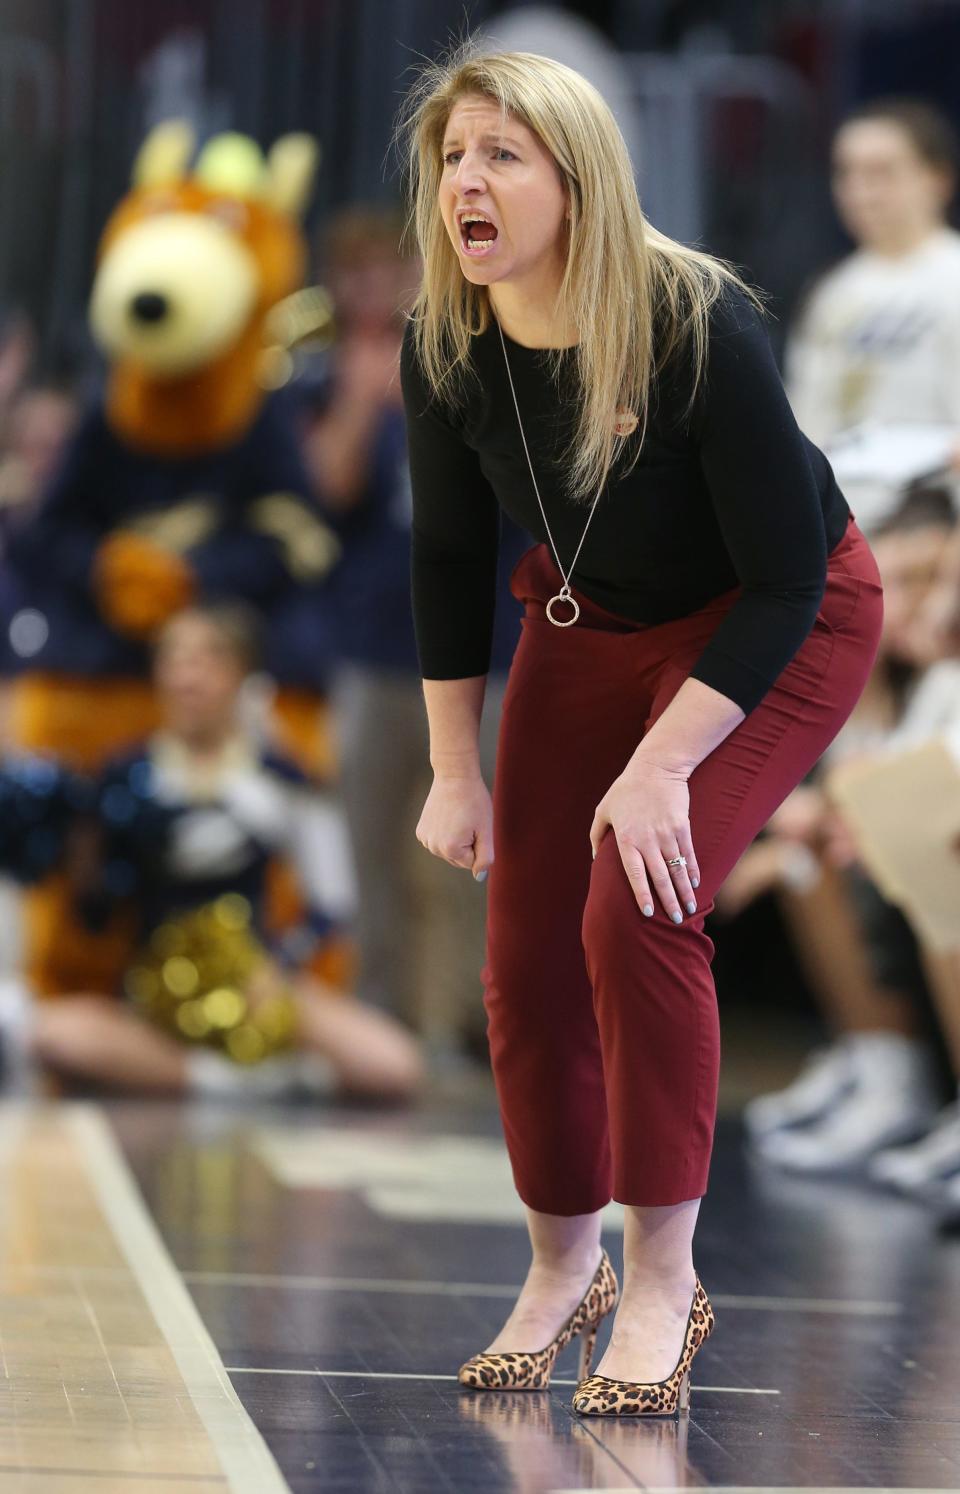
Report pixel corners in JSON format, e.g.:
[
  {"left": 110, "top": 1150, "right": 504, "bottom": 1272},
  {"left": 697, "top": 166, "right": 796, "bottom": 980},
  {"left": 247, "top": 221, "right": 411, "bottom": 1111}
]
[{"left": 399, "top": 285, "right": 851, "bottom": 714}]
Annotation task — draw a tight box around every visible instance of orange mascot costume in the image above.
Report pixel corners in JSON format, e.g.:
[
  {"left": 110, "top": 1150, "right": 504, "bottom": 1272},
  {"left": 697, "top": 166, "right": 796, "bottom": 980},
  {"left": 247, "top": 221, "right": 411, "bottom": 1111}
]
[{"left": 2, "top": 122, "right": 342, "bottom": 996}]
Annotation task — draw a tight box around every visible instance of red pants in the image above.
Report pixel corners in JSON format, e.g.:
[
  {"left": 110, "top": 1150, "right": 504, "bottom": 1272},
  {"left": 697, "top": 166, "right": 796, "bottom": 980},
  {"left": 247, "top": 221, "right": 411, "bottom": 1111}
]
[{"left": 481, "top": 515, "right": 883, "bottom": 1212}]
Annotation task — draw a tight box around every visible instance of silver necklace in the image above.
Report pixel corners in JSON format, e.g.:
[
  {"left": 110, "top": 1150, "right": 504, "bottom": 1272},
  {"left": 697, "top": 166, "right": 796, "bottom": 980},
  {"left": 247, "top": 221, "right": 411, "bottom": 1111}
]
[{"left": 497, "top": 318, "right": 609, "bottom": 627}]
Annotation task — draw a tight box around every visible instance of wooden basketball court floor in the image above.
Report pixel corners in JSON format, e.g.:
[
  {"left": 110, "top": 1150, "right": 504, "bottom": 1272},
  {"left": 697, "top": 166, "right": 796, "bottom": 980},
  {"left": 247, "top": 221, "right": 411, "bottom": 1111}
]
[{"left": 1, "top": 1080, "right": 959, "bottom": 1493}]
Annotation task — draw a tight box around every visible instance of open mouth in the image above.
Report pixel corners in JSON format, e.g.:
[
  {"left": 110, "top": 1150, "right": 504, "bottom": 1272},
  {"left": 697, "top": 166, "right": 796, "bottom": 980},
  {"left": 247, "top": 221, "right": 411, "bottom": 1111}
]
[{"left": 458, "top": 213, "right": 499, "bottom": 256}]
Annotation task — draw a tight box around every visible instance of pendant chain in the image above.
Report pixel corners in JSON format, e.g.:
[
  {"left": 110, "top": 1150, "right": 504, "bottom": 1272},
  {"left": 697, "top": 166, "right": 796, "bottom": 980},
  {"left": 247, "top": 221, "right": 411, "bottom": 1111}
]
[{"left": 496, "top": 318, "right": 610, "bottom": 626}]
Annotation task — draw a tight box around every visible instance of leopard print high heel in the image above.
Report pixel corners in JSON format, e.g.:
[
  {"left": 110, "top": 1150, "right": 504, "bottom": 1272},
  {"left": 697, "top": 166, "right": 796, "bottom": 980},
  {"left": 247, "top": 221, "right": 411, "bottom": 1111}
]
[
  {"left": 571, "top": 1274, "right": 714, "bottom": 1417},
  {"left": 457, "top": 1248, "right": 619, "bottom": 1391}
]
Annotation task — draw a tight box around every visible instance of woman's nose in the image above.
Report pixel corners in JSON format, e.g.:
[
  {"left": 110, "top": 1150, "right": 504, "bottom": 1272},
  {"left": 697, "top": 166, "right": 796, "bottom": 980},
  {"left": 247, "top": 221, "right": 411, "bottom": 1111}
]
[{"left": 452, "top": 155, "right": 486, "bottom": 192}]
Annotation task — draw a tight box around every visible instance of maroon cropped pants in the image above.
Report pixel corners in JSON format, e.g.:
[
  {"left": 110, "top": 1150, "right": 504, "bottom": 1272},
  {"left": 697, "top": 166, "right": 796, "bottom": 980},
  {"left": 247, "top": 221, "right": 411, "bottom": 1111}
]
[{"left": 480, "top": 515, "right": 883, "bottom": 1212}]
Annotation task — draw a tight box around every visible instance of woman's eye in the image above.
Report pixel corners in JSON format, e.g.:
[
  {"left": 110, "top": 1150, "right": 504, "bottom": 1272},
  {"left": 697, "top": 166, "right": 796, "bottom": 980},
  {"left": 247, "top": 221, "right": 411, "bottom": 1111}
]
[{"left": 442, "top": 148, "right": 516, "bottom": 165}]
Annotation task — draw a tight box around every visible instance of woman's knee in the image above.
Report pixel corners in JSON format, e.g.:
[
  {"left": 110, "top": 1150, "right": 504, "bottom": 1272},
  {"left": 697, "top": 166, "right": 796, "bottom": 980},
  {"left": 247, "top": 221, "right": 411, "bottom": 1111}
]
[
  {"left": 581, "top": 850, "right": 709, "bottom": 978},
  {"left": 581, "top": 848, "right": 654, "bottom": 952}
]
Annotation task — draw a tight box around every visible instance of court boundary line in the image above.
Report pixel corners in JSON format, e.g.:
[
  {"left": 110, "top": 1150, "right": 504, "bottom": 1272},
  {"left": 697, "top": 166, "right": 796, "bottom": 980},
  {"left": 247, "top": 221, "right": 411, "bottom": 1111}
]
[
  {"left": 225, "top": 1366, "right": 781, "bottom": 1393},
  {"left": 64, "top": 1104, "right": 291, "bottom": 1494},
  {"left": 184, "top": 1271, "right": 900, "bottom": 1316}
]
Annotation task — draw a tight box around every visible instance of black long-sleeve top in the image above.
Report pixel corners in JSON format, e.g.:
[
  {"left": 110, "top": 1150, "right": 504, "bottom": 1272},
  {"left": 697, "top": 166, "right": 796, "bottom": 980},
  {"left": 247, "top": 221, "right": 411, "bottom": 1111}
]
[{"left": 399, "top": 285, "right": 851, "bottom": 715}]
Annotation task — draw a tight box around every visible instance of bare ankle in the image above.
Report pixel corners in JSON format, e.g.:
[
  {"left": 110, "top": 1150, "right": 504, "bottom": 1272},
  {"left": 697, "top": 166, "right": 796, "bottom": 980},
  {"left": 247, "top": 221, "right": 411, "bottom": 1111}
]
[
  {"left": 531, "top": 1243, "right": 602, "bottom": 1279},
  {"left": 621, "top": 1263, "right": 696, "bottom": 1299}
]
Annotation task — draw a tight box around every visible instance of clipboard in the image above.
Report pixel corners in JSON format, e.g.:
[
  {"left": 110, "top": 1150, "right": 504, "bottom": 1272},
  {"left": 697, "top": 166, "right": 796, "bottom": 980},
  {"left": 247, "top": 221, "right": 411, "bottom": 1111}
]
[{"left": 825, "top": 739, "right": 960, "bottom": 953}]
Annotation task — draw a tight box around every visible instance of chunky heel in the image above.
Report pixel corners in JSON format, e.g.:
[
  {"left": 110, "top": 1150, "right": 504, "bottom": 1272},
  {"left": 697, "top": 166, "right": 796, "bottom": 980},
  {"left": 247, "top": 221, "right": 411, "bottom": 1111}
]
[
  {"left": 458, "top": 1248, "right": 619, "bottom": 1391},
  {"left": 577, "top": 1319, "right": 600, "bottom": 1379}
]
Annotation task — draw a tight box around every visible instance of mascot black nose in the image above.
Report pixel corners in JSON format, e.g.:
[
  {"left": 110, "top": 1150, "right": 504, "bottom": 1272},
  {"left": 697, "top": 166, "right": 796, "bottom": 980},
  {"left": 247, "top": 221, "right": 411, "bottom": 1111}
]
[{"left": 130, "top": 291, "right": 169, "bottom": 324}]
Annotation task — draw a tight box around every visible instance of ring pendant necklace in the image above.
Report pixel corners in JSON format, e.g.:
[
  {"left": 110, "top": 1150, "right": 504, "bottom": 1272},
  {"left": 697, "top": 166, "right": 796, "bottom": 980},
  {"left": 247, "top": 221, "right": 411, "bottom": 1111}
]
[
  {"left": 497, "top": 320, "right": 686, "bottom": 874},
  {"left": 497, "top": 317, "right": 621, "bottom": 628}
]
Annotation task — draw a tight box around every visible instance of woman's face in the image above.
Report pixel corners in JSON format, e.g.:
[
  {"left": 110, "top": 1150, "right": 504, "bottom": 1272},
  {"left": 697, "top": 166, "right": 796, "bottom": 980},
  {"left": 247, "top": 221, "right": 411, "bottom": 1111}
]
[
  {"left": 438, "top": 94, "right": 569, "bottom": 289},
  {"left": 831, "top": 119, "right": 951, "bottom": 249},
  {"left": 154, "top": 614, "right": 245, "bottom": 738}
]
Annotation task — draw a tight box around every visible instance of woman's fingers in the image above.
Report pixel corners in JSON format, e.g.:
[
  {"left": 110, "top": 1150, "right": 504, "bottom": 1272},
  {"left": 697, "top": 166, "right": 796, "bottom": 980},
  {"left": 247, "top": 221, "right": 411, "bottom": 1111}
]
[
  {"left": 677, "top": 830, "right": 700, "bottom": 892},
  {"left": 417, "top": 830, "right": 489, "bottom": 876},
  {"left": 618, "top": 841, "right": 655, "bottom": 917},
  {"left": 646, "top": 846, "right": 687, "bottom": 923},
  {"left": 618, "top": 835, "right": 701, "bottom": 921},
  {"left": 472, "top": 831, "right": 494, "bottom": 881},
  {"left": 668, "top": 832, "right": 699, "bottom": 913}
]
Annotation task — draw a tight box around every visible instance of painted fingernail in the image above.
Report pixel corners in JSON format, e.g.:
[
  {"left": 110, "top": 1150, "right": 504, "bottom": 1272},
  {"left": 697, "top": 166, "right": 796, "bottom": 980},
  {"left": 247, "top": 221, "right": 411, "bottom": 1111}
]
[
  {"left": 642, "top": 903, "right": 654, "bottom": 917},
  {"left": 686, "top": 901, "right": 697, "bottom": 915},
  {"left": 691, "top": 877, "right": 700, "bottom": 889},
  {"left": 474, "top": 870, "right": 488, "bottom": 882},
  {"left": 672, "top": 910, "right": 683, "bottom": 924}
]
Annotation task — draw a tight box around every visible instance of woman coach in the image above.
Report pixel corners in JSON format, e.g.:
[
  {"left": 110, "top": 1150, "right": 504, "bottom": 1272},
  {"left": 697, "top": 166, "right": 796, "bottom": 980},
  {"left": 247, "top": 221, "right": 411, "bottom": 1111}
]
[{"left": 397, "top": 43, "right": 883, "bottom": 1417}]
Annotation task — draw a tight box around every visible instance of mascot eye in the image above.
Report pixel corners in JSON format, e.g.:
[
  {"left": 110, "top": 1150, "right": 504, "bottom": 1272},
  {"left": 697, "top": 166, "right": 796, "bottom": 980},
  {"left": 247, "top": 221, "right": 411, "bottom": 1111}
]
[{"left": 205, "top": 199, "right": 249, "bottom": 233}]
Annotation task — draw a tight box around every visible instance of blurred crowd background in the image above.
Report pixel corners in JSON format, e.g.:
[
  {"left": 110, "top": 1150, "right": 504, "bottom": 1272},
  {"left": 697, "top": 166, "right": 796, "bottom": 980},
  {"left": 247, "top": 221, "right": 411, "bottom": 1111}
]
[{"left": 2, "top": 0, "right": 960, "bottom": 1225}]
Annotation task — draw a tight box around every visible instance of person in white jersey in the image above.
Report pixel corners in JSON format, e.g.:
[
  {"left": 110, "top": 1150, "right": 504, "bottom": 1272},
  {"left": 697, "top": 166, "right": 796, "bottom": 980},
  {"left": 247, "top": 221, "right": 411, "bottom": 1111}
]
[
  {"left": 746, "top": 100, "right": 960, "bottom": 1178},
  {"left": 786, "top": 98, "right": 960, "bottom": 535}
]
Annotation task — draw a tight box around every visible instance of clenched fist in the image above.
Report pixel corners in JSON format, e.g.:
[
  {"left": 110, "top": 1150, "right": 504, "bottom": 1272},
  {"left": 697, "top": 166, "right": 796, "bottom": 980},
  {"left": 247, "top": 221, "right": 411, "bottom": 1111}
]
[{"left": 416, "top": 772, "right": 494, "bottom": 882}]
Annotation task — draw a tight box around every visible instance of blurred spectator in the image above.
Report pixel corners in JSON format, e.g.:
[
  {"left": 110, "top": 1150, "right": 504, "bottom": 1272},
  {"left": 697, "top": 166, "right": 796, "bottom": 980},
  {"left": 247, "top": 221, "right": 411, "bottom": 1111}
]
[
  {"left": 786, "top": 98, "right": 960, "bottom": 535},
  {"left": 0, "top": 308, "right": 36, "bottom": 451},
  {"left": 732, "top": 490, "right": 959, "bottom": 1177},
  {"left": 16, "top": 604, "right": 424, "bottom": 1102},
  {"left": 0, "top": 384, "right": 79, "bottom": 526},
  {"left": 0, "top": 383, "right": 80, "bottom": 743},
  {"left": 734, "top": 97, "right": 960, "bottom": 1179},
  {"left": 300, "top": 205, "right": 528, "bottom": 1066}
]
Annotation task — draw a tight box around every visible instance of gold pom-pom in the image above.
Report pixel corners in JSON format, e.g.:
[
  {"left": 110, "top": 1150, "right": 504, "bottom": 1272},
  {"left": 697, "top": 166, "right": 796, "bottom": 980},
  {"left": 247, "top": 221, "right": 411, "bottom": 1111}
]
[{"left": 125, "top": 896, "right": 297, "bottom": 1064}]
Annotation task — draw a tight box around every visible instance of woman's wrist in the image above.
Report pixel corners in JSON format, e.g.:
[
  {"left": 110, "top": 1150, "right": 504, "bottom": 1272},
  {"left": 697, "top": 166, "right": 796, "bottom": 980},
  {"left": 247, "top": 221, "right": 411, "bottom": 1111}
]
[
  {"left": 430, "top": 747, "right": 483, "bottom": 782},
  {"left": 625, "top": 744, "right": 696, "bottom": 782}
]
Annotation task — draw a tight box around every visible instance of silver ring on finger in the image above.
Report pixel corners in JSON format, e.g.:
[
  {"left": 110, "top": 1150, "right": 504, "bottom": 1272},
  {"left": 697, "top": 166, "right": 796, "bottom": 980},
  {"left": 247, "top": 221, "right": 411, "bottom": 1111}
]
[{"left": 665, "top": 854, "right": 687, "bottom": 869}]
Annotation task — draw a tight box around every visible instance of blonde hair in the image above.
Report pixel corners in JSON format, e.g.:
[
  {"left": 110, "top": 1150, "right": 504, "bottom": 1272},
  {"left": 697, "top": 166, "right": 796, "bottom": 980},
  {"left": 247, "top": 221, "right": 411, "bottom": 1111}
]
[{"left": 397, "top": 40, "right": 761, "bottom": 504}]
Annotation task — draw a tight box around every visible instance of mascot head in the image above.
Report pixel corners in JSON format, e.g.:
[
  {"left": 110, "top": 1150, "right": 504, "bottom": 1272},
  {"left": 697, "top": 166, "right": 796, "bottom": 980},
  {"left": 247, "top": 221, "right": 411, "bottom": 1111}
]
[{"left": 90, "top": 122, "right": 319, "bottom": 451}]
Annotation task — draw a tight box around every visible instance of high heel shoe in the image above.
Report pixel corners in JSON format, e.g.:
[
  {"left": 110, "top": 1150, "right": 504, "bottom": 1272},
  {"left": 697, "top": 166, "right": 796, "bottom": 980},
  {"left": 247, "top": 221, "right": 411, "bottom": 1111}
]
[
  {"left": 571, "top": 1274, "right": 714, "bottom": 1417},
  {"left": 457, "top": 1247, "right": 619, "bottom": 1391}
]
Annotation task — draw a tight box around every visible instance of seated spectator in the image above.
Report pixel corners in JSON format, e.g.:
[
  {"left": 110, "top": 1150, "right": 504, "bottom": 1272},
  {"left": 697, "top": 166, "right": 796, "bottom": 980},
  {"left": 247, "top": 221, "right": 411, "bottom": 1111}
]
[
  {"left": 726, "top": 489, "right": 958, "bottom": 1172},
  {"left": 0, "top": 749, "right": 87, "bottom": 1089},
  {"left": 27, "top": 603, "right": 425, "bottom": 1103}
]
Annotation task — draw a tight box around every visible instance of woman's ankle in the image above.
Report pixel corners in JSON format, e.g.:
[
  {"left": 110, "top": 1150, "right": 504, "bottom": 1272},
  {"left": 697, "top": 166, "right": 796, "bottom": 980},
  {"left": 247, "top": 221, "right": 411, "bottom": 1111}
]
[
  {"left": 530, "top": 1242, "right": 602, "bottom": 1279},
  {"left": 620, "top": 1262, "right": 696, "bottom": 1298}
]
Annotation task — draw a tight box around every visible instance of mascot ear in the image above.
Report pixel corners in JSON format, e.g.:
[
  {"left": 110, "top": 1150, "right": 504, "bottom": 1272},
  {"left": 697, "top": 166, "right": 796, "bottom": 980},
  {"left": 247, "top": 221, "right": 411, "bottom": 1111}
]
[
  {"left": 264, "top": 134, "right": 319, "bottom": 218},
  {"left": 133, "top": 119, "right": 196, "bottom": 189}
]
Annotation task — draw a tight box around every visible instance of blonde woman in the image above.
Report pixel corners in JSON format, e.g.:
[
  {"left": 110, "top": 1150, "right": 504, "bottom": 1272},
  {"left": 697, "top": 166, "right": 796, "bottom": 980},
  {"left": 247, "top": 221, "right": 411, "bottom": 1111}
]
[{"left": 397, "top": 44, "right": 883, "bottom": 1418}]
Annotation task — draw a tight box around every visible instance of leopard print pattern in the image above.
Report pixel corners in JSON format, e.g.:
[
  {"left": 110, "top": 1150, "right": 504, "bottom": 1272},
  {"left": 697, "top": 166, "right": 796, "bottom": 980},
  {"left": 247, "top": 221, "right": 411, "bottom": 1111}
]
[
  {"left": 457, "top": 1248, "right": 619, "bottom": 1391},
  {"left": 571, "top": 1275, "right": 715, "bottom": 1417}
]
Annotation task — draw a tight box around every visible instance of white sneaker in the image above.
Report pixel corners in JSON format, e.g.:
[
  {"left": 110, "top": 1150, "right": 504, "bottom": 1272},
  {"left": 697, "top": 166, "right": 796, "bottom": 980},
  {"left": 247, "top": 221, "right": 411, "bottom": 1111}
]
[
  {"left": 742, "top": 1038, "right": 854, "bottom": 1140},
  {"left": 185, "top": 1047, "right": 302, "bottom": 1099},
  {"left": 753, "top": 1033, "right": 939, "bottom": 1174},
  {"left": 867, "top": 1097, "right": 960, "bottom": 1196}
]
